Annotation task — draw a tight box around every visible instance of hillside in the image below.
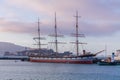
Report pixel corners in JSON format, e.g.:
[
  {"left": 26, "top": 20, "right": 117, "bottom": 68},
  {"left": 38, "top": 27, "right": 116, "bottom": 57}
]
[{"left": 0, "top": 42, "right": 26, "bottom": 55}]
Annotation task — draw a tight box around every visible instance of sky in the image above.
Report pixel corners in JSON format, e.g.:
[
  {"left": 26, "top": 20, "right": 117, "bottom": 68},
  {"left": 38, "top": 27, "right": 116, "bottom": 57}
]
[{"left": 0, "top": 0, "right": 120, "bottom": 55}]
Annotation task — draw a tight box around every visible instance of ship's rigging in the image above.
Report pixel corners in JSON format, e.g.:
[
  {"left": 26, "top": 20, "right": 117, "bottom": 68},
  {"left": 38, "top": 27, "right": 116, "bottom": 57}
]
[
  {"left": 71, "top": 11, "right": 86, "bottom": 56},
  {"left": 49, "top": 12, "right": 65, "bottom": 56},
  {"left": 33, "top": 18, "right": 46, "bottom": 55}
]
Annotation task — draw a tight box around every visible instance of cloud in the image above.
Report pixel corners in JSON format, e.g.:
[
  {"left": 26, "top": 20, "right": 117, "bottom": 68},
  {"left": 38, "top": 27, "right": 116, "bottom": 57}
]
[
  {"left": 0, "top": 18, "right": 33, "bottom": 33},
  {"left": 80, "top": 21, "right": 120, "bottom": 36},
  {"left": 1, "top": 0, "right": 120, "bottom": 37},
  {"left": 0, "top": 18, "right": 54, "bottom": 36}
]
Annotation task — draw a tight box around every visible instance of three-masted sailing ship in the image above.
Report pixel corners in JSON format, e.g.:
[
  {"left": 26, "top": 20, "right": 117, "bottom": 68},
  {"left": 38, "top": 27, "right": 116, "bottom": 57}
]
[{"left": 29, "top": 12, "right": 103, "bottom": 64}]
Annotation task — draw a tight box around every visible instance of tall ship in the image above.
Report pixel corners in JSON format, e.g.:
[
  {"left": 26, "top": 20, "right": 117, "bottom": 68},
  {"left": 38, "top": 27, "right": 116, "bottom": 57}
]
[{"left": 29, "top": 12, "right": 104, "bottom": 64}]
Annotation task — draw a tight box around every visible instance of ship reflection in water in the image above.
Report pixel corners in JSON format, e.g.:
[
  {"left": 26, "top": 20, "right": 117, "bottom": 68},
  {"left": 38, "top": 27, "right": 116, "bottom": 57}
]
[{"left": 0, "top": 60, "right": 119, "bottom": 80}]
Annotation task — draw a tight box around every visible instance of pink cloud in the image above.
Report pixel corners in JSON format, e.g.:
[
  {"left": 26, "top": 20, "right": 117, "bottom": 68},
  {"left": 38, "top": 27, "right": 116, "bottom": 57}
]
[
  {"left": 0, "top": 18, "right": 53, "bottom": 35},
  {"left": 1, "top": 0, "right": 120, "bottom": 37},
  {"left": 0, "top": 17, "right": 120, "bottom": 37}
]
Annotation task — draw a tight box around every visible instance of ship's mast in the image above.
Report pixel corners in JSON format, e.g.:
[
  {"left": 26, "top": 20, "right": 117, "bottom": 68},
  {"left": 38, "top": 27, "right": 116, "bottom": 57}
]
[
  {"left": 33, "top": 18, "right": 46, "bottom": 55},
  {"left": 75, "top": 11, "right": 80, "bottom": 56},
  {"left": 49, "top": 12, "right": 65, "bottom": 56},
  {"left": 71, "top": 11, "right": 85, "bottom": 56},
  {"left": 38, "top": 18, "right": 41, "bottom": 50},
  {"left": 55, "top": 12, "right": 58, "bottom": 54}
]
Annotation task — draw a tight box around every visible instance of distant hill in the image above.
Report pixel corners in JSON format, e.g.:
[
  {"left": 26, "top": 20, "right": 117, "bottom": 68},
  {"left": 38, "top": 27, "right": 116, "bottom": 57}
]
[{"left": 0, "top": 42, "right": 26, "bottom": 55}]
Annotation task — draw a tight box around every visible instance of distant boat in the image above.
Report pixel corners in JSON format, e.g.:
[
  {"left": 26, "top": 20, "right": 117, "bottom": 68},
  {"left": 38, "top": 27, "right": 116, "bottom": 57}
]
[
  {"left": 29, "top": 12, "right": 101, "bottom": 64},
  {"left": 98, "top": 53, "right": 117, "bottom": 66},
  {"left": 98, "top": 62, "right": 117, "bottom": 66}
]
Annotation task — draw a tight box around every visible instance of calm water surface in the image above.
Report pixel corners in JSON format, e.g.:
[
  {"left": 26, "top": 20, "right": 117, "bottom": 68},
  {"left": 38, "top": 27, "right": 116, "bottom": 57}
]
[{"left": 0, "top": 60, "right": 120, "bottom": 80}]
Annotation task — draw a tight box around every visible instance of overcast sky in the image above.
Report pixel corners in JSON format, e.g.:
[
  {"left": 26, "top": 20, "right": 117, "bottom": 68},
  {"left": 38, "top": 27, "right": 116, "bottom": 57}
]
[{"left": 0, "top": 0, "right": 120, "bottom": 55}]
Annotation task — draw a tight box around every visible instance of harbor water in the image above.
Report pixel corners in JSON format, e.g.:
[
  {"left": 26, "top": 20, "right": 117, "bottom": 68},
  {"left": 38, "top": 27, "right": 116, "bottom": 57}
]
[{"left": 0, "top": 60, "right": 120, "bottom": 80}]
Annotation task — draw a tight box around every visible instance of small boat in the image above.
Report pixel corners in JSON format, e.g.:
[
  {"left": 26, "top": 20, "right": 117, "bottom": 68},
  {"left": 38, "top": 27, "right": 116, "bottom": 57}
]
[
  {"left": 98, "top": 53, "right": 117, "bottom": 66},
  {"left": 97, "top": 61, "right": 117, "bottom": 66}
]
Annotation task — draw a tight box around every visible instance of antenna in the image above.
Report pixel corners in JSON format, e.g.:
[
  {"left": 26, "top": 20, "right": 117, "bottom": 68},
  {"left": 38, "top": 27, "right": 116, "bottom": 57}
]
[{"left": 105, "top": 44, "right": 107, "bottom": 57}]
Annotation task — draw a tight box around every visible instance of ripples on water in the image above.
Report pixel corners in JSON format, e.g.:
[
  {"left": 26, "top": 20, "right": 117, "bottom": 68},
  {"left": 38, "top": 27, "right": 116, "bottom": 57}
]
[{"left": 0, "top": 60, "right": 120, "bottom": 80}]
